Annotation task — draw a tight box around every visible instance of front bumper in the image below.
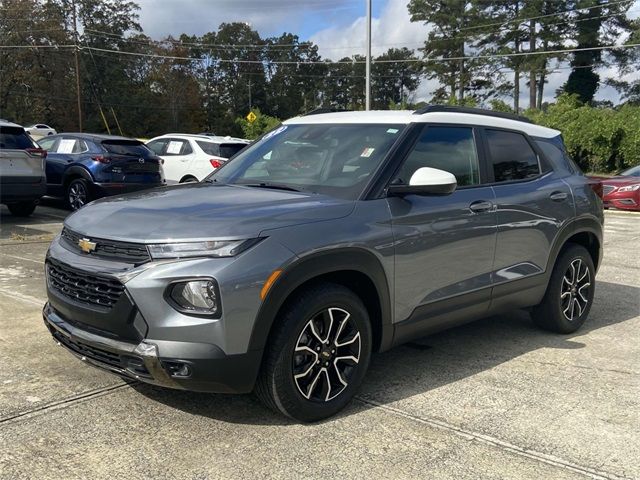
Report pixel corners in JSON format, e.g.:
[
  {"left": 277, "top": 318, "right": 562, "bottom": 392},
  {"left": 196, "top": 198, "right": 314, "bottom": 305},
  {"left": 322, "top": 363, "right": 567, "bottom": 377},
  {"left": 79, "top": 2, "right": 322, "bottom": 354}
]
[{"left": 43, "top": 302, "right": 262, "bottom": 393}]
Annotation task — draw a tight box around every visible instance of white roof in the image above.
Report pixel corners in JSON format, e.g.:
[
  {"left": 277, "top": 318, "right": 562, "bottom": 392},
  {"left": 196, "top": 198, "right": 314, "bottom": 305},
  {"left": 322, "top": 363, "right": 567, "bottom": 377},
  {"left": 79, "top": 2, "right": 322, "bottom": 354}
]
[
  {"left": 149, "top": 134, "right": 249, "bottom": 144},
  {"left": 285, "top": 110, "right": 560, "bottom": 139}
]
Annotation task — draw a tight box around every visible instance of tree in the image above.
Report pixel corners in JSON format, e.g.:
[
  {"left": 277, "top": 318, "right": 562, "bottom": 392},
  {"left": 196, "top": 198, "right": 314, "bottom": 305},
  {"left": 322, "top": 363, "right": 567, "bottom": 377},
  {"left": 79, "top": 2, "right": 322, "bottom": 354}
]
[
  {"left": 235, "top": 108, "right": 280, "bottom": 139},
  {"left": 371, "top": 48, "right": 421, "bottom": 109},
  {"left": 563, "top": 0, "right": 635, "bottom": 103},
  {"left": 408, "top": 0, "right": 477, "bottom": 103}
]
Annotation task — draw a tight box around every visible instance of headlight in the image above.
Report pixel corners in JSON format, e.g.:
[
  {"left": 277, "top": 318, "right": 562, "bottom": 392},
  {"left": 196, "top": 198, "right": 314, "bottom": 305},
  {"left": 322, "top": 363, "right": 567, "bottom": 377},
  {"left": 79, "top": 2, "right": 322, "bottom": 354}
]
[
  {"left": 617, "top": 184, "right": 640, "bottom": 192},
  {"left": 168, "top": 279, "right": 220, "bottom": 315},
  {"left": 148, "top": 239, "right": 260, "bottom": 259}
]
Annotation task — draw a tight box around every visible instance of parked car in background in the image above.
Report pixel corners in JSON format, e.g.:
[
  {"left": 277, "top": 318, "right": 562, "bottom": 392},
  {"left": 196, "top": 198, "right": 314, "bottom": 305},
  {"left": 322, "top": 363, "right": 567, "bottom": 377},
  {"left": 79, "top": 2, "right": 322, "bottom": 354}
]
[
  {"left": 25, "top": 124, "right": 57, "bottom": 137},
  {"left": 37, "top": 133, "right": 165, "bottom": 210},
  {"left": 590, "top": 165, "right": 640, "bottom": 211},
  {"left": 146, "top": 134, "right": 248, "bottom": 183},
  {"left": 0, "top": 120, "right": 47, "bottom": 216}
]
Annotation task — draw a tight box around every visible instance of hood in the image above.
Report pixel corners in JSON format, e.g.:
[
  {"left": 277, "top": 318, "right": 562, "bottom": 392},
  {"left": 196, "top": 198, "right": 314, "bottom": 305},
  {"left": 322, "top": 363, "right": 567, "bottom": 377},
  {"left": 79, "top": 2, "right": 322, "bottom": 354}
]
[
  {"left": 64, "top": 183, "right": 354, "bottom": 242},
  {"left": 600, "top": 176, "right": 640, "bottom": 186}
]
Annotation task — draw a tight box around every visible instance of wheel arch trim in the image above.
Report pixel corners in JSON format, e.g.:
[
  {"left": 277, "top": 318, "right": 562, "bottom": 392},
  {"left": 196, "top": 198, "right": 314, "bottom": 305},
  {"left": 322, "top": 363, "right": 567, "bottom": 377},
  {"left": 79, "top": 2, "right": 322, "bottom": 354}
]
[{"left": 248, "top": 248, "right": 393, "bottom": 353}]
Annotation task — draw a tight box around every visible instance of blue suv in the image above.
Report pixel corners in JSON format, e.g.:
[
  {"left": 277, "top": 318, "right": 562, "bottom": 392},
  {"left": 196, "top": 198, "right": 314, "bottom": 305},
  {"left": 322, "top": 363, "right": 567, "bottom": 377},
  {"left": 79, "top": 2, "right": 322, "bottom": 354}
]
[{"left": 37, "top": 134, "right": 165, "bottom": 210}]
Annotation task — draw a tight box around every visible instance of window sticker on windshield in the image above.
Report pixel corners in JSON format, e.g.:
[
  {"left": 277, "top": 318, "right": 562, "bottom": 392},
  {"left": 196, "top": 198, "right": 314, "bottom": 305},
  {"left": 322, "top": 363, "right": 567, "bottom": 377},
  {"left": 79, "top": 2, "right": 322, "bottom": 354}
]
[
  {"left": 386, "top": 128, "right": 399, "bottom": 134},
  {"left": 57, "top": 139, "right": 76, "bottom": 154},
  {"left": 166, "top": 141, "right": 183, "bottom": 154},
  {"left": 360, "top": 147, "right": 375, "bottom": 158},
  {"left": 262, "top": 125, "right": 287, "bottom": 141}
]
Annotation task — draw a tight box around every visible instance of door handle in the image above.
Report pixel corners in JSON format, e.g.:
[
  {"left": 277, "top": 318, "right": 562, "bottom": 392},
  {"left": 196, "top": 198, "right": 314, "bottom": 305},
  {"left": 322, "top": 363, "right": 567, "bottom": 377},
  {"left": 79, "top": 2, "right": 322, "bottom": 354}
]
[
  {"left": 550, "top": 191, "right": 568, "bottom": 202},
  {"left": 469, "top": 200, "right": 494, "bottom": 213}
]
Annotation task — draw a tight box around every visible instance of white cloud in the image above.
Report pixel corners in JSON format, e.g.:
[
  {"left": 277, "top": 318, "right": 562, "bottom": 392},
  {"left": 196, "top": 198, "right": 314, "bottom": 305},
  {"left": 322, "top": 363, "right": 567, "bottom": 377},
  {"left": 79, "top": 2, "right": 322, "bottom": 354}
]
[{"left": 310, "top": 0, "right": 428, "bottom": 59}]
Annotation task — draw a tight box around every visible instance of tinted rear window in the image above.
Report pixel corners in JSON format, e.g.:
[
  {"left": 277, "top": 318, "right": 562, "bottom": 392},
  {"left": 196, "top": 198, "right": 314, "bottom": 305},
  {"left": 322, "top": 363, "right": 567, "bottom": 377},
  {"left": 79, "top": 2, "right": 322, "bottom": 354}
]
[
  {"left": 102, "top": 140, "right": 152, "bottom": 156},
  {"left": 219, "top": 143, "right": 247, "bottom": 159},
  {"left": 486, "top": 129, "right": 540, "bottom": 182},
  {"left": 0, "top": 126, "right": 35, "bottom": 150}
]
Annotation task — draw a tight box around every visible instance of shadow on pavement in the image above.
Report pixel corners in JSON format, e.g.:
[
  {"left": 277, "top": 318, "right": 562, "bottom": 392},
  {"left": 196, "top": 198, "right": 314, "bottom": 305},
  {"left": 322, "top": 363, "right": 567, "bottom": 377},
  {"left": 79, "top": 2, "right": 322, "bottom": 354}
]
[
  {"left": 131, "top": 279, "right": 639, "bottom": 425},
  {"left": 0, "top": 199, "right": 69, "bottom": 241}
]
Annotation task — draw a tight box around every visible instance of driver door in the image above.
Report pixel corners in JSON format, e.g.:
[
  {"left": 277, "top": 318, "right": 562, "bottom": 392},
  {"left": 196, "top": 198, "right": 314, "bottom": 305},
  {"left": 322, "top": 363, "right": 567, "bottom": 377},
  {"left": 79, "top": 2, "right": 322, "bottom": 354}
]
[{"left": 388, "top": 125, "right": 497, "bottom": 334}]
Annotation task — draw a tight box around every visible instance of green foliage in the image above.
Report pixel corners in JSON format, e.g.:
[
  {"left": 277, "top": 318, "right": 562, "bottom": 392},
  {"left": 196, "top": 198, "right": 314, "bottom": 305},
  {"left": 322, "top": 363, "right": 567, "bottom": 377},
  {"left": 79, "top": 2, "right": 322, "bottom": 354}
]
[
  {"left": 235, "top": 109, "right": 281, "bottom": 140},
  {"left": 525, "top": 94, "right": 640, "bottom": 172},
  {"left": 489, "top": 99, "right": 514, "bottom": 112}
]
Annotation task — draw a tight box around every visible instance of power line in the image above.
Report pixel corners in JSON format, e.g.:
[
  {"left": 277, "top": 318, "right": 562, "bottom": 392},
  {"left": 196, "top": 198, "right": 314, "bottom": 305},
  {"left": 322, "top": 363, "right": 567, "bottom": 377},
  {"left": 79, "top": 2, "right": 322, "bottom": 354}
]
[{"left": 459, "top": 0, "right": 633, "bottom": 32}]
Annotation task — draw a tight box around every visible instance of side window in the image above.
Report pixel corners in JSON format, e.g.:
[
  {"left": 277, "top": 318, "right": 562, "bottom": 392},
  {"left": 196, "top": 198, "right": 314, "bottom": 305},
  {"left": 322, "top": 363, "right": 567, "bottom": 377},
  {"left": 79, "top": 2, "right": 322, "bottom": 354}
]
[
  {"left": 147, "top": 139, "right": 167, "bottom": 155},
  {"left": 535, "top": 140, "right": 573, "bottom": 173},
  {"left": 163, "top": 139, "right": 192, "bottom": 156},
  {"left": 38, "top": 137, "right": 57, "bottom": 151},
  {"left": 396, "top": 126, "right": 480, "bottom": 187},
  {"left": 73, "top": 139, "right": 88, "bottom": 153},
  {"left": 56, "top": 138, "right": 78, "bottom": 154},
  {"left": 486, "top": 130, "right": 540, "bottom": 182}
]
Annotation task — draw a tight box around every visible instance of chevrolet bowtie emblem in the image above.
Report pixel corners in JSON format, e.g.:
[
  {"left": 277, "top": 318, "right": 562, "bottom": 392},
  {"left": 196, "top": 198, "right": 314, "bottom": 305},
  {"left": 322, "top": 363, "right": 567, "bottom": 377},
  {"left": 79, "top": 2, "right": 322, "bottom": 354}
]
[{"left": 78, "top": 238, "right": 97, "bottom": 254}]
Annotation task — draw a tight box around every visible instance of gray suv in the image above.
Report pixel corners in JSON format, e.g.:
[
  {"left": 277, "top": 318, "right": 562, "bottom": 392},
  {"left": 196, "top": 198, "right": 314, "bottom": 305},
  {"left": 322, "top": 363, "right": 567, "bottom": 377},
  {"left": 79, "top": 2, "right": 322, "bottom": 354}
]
[{"left": 43, "top": 106, "right": 603, "bottom": 421}]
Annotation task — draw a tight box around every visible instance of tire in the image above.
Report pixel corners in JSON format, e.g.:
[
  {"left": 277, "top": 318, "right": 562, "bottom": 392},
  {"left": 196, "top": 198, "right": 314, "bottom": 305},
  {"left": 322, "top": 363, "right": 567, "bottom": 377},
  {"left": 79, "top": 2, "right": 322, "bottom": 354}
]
[
  {"left": 66, "top": 178, "right": 92, "bottom": 211},
  {"left": 7, "top": 201, "right": 36, "bottom": 217},
  {"left": 255, "top": 282, "right": 372, "bottom": 422},
  {"left": 532, "top": 244, "right": 595, "bottom": 334},
  {"left": 180, "top": 176, "right": 198, "bottom": 183}
]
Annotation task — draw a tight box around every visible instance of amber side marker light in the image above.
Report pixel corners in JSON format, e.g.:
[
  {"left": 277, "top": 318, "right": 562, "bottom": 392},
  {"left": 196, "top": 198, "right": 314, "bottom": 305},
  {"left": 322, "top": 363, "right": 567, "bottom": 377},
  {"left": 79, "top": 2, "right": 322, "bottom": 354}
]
[{"left": 260, "top": 270, "right": 282, "bottom": 300}]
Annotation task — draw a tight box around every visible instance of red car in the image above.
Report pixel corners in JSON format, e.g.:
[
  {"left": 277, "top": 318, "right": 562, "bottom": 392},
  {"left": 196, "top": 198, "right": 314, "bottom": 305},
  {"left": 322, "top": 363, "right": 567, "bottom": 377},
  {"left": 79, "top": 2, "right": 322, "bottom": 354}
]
[{"left": 591, "top": 166, "right": 640, "bottom": 212}]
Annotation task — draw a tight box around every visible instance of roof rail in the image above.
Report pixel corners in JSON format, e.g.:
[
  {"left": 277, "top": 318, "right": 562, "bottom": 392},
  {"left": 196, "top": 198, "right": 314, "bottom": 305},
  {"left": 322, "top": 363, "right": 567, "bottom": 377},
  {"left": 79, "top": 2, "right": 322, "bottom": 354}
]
[
  {"left": 303, "top": 108, "right": 352, "bottom": 116},
  {"left": 413, "top": 105, "right": 532, "bottom": 124}
]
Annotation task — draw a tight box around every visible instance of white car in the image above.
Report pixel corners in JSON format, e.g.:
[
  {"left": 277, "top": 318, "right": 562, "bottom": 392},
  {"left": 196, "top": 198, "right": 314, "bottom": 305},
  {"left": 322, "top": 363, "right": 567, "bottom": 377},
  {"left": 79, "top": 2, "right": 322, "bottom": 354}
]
[
  {"left": 25, "top": 124, "right": 57, "bottom": 138},
  {"left": 146, "top": 134, "right": 249, "bottom": 183}
]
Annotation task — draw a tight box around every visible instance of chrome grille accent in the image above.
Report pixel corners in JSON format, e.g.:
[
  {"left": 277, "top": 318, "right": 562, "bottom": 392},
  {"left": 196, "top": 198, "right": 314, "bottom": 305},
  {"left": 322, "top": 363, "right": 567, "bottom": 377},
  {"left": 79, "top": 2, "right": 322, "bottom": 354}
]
[{"left": 61, "top": 228, "right": 150, "bottom": 264}]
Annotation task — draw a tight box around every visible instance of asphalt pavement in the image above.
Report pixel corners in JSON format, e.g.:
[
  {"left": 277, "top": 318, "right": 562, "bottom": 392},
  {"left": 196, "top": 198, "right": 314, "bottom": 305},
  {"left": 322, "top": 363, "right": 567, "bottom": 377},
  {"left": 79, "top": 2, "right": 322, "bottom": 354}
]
[{"left": 0, "top": 203, "right": 638, "bottom": 480}]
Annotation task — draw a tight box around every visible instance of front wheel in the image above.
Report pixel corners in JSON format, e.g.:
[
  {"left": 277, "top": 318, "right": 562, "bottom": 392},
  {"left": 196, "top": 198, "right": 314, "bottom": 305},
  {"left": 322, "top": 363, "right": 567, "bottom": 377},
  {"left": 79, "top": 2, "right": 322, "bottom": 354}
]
[
  {"left": 532, "top": 244, "right": 595, "bottom": 333},
  {"left": 255, "top": 283, "right": 372, "bottom": 422}
]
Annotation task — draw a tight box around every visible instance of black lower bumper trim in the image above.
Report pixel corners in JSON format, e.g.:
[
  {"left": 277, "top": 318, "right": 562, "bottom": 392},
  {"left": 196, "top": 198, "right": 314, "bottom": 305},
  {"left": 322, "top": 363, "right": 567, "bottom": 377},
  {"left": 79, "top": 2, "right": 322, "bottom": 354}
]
[{"left": 43, "top": 303, "right": 262, "bottom": 394}]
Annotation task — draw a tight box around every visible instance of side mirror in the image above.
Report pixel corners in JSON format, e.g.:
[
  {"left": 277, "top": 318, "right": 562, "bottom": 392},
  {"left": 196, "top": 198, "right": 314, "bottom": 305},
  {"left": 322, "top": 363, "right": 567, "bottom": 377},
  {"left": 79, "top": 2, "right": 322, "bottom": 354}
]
[{"left": 388, "top": 167, "right": 457, "bottom": 196}]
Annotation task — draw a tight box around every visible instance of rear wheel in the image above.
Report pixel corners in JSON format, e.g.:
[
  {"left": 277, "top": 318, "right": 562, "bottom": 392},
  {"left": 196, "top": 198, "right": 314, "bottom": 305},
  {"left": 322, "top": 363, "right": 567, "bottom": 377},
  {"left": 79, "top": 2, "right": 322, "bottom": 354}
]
[
  {"left": 255, "top": 283, "right": 372, "bottom": 422},
  {"left": 532, "top": 244, "right": 595, "bottom": 333},
  {"left": 67, "top": 178, "right": 92, "bottom": 211},
  {"left": 7, "top": 201, "right": 36, "bottom": 217}
]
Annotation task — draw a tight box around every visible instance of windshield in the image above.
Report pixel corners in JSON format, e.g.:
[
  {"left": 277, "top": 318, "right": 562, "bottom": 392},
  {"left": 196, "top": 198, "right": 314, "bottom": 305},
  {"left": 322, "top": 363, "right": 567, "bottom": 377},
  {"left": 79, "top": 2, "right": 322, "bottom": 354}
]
[
  {"left": 619, "top": 165, "right": 640, "bottom": 177},
  {"left": 207, "top": 123, "right": 405, "bottom": 199}
]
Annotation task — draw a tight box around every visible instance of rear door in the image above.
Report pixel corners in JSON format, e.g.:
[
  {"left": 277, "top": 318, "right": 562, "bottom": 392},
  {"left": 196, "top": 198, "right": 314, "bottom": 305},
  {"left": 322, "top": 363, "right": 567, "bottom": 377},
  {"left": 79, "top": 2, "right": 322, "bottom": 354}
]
[
  {"left": 482, "top": 128, "right": 574, "bottom": 297},
  {"left": 388, "top": 125, "right": 497, "bottom": 332},
  {"left": 44, "top": 136, "right": 88, "bottom": 186},
  {"left": 157, "top": 137, "right": 194, "bottom": 182}
]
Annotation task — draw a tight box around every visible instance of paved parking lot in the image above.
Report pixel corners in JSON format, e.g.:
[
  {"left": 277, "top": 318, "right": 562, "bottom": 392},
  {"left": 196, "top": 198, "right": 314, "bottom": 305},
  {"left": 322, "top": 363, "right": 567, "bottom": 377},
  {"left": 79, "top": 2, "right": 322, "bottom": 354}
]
[{"left": 0, "top": 203, "right": 638, "bottom": 480}]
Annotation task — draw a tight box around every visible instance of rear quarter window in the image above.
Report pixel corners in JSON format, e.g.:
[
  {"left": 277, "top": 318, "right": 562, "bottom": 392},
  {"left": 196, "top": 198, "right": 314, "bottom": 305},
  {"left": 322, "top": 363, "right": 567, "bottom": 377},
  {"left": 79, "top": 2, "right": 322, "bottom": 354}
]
[
  {"left": 219, "top": 143, "right": 247, "bottom": 159},
  {"left": 535, "top": 137, "right": 578, "bottom": 174},
  {"left": 0, "top": 126, "right": 36, "bottom": 150}
]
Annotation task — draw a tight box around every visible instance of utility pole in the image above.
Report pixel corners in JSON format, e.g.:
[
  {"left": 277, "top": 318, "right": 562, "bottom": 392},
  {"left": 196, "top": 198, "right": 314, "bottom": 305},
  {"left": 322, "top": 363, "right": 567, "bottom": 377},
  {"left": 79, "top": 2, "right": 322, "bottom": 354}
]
[
  {"left": 365, "top": 0, "right": 371, "bottom": 111},
  {"left": 248, "top": 80, "right": 252, "bottom": 110},
  {"left": 71, "top": 0, "right": 82, "bottom": 132}
]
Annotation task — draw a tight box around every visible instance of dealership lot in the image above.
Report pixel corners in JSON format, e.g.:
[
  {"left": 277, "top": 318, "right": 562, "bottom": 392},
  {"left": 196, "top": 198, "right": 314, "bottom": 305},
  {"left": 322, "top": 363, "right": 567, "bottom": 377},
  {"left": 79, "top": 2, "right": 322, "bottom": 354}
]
[{"left": 0, "top": 205, "right": 638, "bottom": 479}]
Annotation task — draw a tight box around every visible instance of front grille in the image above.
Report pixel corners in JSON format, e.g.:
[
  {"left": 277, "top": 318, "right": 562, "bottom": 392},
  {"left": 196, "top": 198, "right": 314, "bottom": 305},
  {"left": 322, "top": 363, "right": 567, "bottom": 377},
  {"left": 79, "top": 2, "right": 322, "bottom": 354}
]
[
  {"left": 61, "top": 228, "right": 150, "bottom": 264},
  {"left": 603, "top": 185, "right": 616, "bottom": 195},
  {"left": 47, "top": 258, "right": 125, "bottom": 309}
]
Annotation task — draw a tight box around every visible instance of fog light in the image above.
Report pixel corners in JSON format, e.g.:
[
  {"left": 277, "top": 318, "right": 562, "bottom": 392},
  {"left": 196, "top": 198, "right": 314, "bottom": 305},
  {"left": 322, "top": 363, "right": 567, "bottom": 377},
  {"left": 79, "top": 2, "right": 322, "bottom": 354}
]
[{"left": 169, "top": 279, "right": 219, "bottom": 315}]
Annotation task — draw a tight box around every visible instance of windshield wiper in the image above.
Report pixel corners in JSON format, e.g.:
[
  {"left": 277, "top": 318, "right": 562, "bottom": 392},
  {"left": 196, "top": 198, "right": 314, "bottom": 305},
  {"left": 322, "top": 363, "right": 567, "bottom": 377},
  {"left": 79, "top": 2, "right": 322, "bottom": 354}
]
[{"left": 240, "top": 182, "right": 301, "bottom": 192}]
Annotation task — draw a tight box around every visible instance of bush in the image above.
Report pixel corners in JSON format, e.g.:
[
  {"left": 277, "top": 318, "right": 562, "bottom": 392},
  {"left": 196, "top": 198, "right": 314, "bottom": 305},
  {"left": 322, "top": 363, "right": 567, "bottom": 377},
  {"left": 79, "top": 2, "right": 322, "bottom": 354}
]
[
  {"left": 523, "top": 94, "right": 640, "bottom": 173},
  {"left": 235, "top": 109, "right": 281, "bottom": 140}
]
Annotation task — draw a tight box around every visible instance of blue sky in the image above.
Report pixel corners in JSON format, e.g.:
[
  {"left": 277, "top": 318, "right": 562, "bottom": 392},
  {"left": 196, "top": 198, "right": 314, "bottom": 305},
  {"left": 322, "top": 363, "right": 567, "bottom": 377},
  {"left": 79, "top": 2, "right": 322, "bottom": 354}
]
[{"left": 135, "top": 0, "right": 640, "bottom": 104}]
